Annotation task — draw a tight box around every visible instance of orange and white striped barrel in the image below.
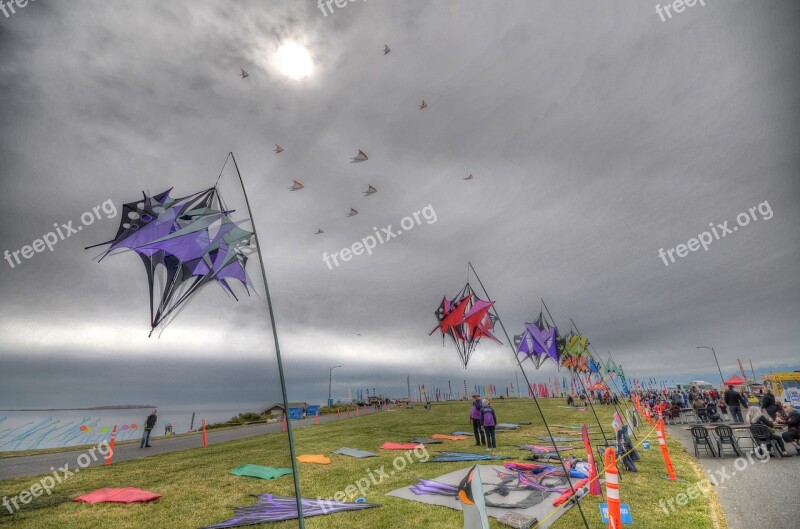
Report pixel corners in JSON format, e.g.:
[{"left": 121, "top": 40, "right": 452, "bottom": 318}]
[
  {"left": 201, "top": 419, "right": 208, "bottom": 447},
  {"left": 656, "top": 419, "right": 677, "bottom": 480},
  {"left": 105, "top": 425, "right": 117, "bottom": 466},
  {"left": 604, "top": 447, "right": 622, "bottom": 529}
]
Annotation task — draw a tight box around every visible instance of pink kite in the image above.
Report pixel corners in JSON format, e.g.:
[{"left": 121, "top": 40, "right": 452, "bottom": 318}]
[
  {"left": 74, "top": 487, "right": 161, "bottom": 504},
  {"left": 381, "top": 442, "right": 424, "bottom": 451}
]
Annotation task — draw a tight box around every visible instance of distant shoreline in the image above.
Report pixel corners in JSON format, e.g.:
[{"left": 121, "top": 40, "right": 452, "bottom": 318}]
[{"left": 0, "top": 405, "right": 157, "bottom": 411}]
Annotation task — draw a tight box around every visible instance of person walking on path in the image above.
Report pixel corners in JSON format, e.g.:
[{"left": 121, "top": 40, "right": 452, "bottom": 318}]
[
  {"left": 480, "top": 398, "right": 497, "bottom": 450},
  {"left": 470, "top": 394, "right": 486, "bottom": 446},
  {"left": 140, "top": 409, "right": 158, "bottom": 448},
  {"left": 724, "top": 385, "right": 748, "bottom": 423}
]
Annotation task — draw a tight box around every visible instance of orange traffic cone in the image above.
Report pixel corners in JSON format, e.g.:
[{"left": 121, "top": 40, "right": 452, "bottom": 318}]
[
  {"left": 604, "top": 447, "right": 622, "bottom": 529},
  {"left": 282, "top": 415, "right": 287, "bottom": 432},
  {"left": 337, "top": 407, "right": 340, "bottom": 419},
  {"left": 105, "top": 425, "right": 117, "bottom": 466},
  {"left": 314, "top": 410, "right": 320, "bottom": 425},
  {"left": 201, "top": 420, "right": 208, "bottom": 447},
  {"left": 656, "top": 419, "right": 678, "bottom": 480}
]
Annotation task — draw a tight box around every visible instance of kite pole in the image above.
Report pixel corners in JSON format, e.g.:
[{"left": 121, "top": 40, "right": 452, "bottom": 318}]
[
  {"left": 229, "top": 152, "right": 305, "bottom": 526},
  {"left": 606, "top": 350, "right": 642, "bottom": 432},
  {"left": 589, "top": 345, "right": 640, "bottom": 437},
  {"left": 467, "top": 262, "right": 591, "bottom": 529}
]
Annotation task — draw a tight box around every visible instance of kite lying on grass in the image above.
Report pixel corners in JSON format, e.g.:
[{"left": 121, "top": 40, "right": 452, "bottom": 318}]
[
  {"left": 88, "top": 187, "right": 255, "bottom": 337},
  {"left": 296, "top": 455, "right": 331, "bottom": 465},
  {"left": 381, "top": 442, "right": 423, "bottom": 451},
  {"left": 200, "top": 494, "right": 379, "bottom": 528},
  {"left": 519, "top": 445, "right": 577, "bottom": 454},
  {"left": 409, "top": 437, "right": 442, "bottom": 445},
  {"left": 333, "top": 447, "right": 378, "bottom": 458},
  {"left": 229, "top": 465, "right": 292, "bottom": 480},
  {"left": 427, "top": 452, "right": 506, "bottom": 462},
  {"left": 431, "top": 434, "right": 468, "bottom": 441},
  {"left": 74, "top": 488, "right": 161, "bottom": 504}
]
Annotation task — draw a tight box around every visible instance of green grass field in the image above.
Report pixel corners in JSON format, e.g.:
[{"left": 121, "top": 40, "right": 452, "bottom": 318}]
[{"left": 0, "top": 399, "right": 722, "bottom": 528}]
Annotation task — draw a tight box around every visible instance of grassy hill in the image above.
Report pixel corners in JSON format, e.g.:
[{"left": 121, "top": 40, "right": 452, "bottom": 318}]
[{"left": 0, "top": 398, "right": 720, "bottom": 528}]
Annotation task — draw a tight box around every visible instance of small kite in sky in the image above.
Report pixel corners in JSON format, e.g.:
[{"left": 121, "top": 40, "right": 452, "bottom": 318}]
[
  {"left": 419, "top": 100, "right": 428, "bottom": 110},
  {"left": 350, "top": 149, "right": 368, "bottom": 163},
  {"left": 363, "top": 185, "right": 377, "bottom": 196},
  {"left": 288, "top": 180, "right": 304, "bottom": 191},
  {"left": 384, "top": 44, "right": 391, "bottom": 55},
  {"left": 346, "top": 208, "right": 359, "bottom": 217},
  {"left": 274, "top": 144, "right": 283, "bottom": 154},
  {"left": 464, "top": 174, "right": 474, "bottom": 180},
  {"left": 314, "top": 229, "right": 324, "bottom": 235},
  {"left": 240, "top": 68, "right": 249, "bottom": 79}
]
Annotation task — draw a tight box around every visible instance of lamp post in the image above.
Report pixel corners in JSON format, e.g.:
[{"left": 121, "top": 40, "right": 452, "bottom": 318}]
[
  {"left": 697, "top": 346, "right": 726, "bottom": 388},
  {"left": 328, "top": 365, "right": 342, "bottom": 407}
]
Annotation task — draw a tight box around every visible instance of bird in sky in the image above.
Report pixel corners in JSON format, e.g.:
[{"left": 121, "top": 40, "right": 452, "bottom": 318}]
[
  {"left": 314, "top": 228, "right": 324, "bottom": 235},
  {"left": 288, "top": 180, "right": 304, "bottom": 191},
  {"left": 240, "top": 68, "right": 249, "bottom": 79},
  {"left": 347, "top": 208, "right": 359, "bottom": 217},
  {"left": 274, "top": 144, "right": 283, "bottom": 154},
  {"left": 363, "top": 184, "right": 378, "bottom": 196},
  {"left": 464, "top": 174, "right": 474, "bottom": 180},
  {"left": 384, "top": 44, "right": 391, "bottom": 55},
  {"left": 419, "top": 100, "right": 428, "bottom": 110}
]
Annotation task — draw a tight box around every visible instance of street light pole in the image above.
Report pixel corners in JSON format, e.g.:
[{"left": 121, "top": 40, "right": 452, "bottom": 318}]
[
  {"left": 697, "top": 346, "right": 726, "bottom": 388},
  {"left": 328, "top": 365, "right": 342, "bottom": 407}
]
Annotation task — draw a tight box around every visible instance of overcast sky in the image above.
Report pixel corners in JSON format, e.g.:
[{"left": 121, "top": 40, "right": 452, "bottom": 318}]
[{"left": 1, "top": 1, "right": 798, "bottom": 409}]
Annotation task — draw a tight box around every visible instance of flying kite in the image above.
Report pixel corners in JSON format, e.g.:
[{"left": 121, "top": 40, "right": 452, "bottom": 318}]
[
  {"left": 513, "top": 312, "right": 559, "bottom": 369},
  {"left": 363, "top": 185, "right": 377, "bottom": 196},
  {"left": 429, "top": 283, "right": 501, "bottom": 368},
  {"left": 240, "top": 68, "right": 249, "bottom": 79},
  {"left": 350, "top": 149, "right": 368, "bottom": 163},
  {"left": 274, "top": 144, "right": 283, "bottom": 154},
  {"left": 87, "top": 186, "right": 255, "bottom": 337},
  {"left": 464, "top": 174, "right": 474, "bottom": 180},
  {"left": 346, "top": 208, "right": 359, "bottom": 217},
  {"left": 314, "top": 229, "right": 324, "bottom": 235},
  {"left": 288, "top": 180, "right": 304, "bottom": 191},
  {"left": 383, "top": 44, "right": 391, "bottom": 55},
  {"left": 419, "top": 100, "right": 428, "bottom": 110}
]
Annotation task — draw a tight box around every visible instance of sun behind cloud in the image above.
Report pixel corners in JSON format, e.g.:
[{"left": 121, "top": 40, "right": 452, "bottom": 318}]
[{"left": 274, "top": 41, "right": 313, "bottom": 79}]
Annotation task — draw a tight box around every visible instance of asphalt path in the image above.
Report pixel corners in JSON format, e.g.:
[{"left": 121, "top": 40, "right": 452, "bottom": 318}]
[
  {"left": 0, "top": 406, "right": 379, "bottom": 481},
  {"left": 666, "top": 422, "right": 798, "bottom": 529}
]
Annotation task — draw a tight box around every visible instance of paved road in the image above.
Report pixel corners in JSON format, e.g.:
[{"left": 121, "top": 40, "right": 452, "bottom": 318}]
[
  {"left": 666, "top": 423, "right": 798, "bottom": 529},
  {"left": 0, "top": 407, "right": 379, "bottom": 480}
]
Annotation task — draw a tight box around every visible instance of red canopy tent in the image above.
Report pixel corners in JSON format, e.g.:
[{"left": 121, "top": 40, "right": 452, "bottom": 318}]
[{"left": 723, "top": 375, "right": 747, "bottom": 386}]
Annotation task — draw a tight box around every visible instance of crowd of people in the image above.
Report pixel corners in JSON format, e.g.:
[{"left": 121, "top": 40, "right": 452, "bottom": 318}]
[{"left": 635, "top": 386, "right": 800, "bottom": 458}]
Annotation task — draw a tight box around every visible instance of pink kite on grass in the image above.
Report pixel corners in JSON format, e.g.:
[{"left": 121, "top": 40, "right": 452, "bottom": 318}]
[
  {"left": 381, "top": 442, "right": 424, "bottom": 451},
  {"left": 74, "top": 488, "right": 161, "bottom": 504}
]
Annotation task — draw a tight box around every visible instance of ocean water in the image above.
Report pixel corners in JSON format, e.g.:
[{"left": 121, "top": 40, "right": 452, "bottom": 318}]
[{"left": 0, "top": 403, "right": 266, "bottom": 451}]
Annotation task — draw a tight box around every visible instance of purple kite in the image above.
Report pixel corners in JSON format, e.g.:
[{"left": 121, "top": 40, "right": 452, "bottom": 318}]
[
  {"left": 200, "top": 494, "right": 378, "bottom": 527},
  {"left": 513, "top": 312, "right": 559, "bottom": 369},
  {"left": 88, "top": 187, "right": 255, "bottom": 336}
]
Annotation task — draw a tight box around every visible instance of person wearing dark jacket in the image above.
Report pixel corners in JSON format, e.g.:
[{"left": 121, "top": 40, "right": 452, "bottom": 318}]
[
  {"left": 724, "top": 385, "right": 748, "bottom": 423},
  {"left": 480, "top": 398, "right": 497, "bottom": 450},
  {"left": 140, "top": 409, "right": 158, "bottom": 448},
  {"left": 760, "top": 390, "right": 779, "bottom": 420},
  {"left": 779, "top": 403, "right": 800, "bottom": 454},
  {"left": 470, "top": 394, "right": 486, "bottom": 446}
]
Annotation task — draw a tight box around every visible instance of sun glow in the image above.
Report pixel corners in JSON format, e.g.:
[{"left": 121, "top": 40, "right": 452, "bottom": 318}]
[{"left": 275, "top": 42, "right": 313, "bottom": 79}]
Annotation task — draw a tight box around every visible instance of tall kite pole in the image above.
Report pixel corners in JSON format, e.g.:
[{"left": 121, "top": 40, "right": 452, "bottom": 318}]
[
  {"left": 229, "top": 152, "right": 305, "bottom": 526},
  {"left": 467, "top": 262, "right": 591, "bottom": 529}
]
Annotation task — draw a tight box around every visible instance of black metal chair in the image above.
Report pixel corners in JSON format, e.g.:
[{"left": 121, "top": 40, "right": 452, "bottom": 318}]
[
  {"left": 749, "top": 424, "right": 783, "bottom": 459},
  {"left": 690, "top": 426, "right": 717, "bottom": 458},
  {"left": 714, "top": 425, "right": 742, "bottom": 457}
]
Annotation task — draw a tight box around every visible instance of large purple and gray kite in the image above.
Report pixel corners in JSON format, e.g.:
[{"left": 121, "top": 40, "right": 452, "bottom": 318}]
[
  {"left": 513, "top": 312, "right": 559, "bottom": 369},
  {"left": 88, "top": 186, "right": 255, "bottom": 336}
]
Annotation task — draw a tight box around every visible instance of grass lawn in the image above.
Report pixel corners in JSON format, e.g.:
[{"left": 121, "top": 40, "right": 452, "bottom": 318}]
[{"left": 0, "top": 399, "right": 723, "bottom": 528}]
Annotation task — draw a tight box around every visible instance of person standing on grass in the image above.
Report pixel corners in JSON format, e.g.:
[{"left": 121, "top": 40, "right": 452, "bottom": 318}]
[
  {"left": 481, "top": 398, "right": 497, "bottom": 450},
  {"left": 470, "top": 393, "right": 486, "bottom": 446},
  {"left": 140, "top": 409, "right": 157, "bottom": 448},
  {"left": 724, "top": 385, "right": 748, "bottom": 423}
]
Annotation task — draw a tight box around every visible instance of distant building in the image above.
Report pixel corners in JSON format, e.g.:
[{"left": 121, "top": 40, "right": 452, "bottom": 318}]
[{"left": 261, "top": 402, "right": 308, "bottom": 416}]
